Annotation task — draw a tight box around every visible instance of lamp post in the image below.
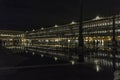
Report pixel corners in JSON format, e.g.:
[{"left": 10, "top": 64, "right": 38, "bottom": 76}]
[
  {"left": 111, "top": 0, "right": 117, "bottom": 78},
  {"left": 78, "top": 0, "right": 84, "bottom": 62},
  {"left": 112, "top": 15, "right": 116, "bottom": 70}
]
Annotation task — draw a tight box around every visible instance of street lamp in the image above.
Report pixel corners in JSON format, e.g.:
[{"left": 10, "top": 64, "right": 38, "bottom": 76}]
[
  {"left": 54, "top": 24, "right": 58, "bottom": 27},
  {"left": 78, "top": 0, "right": 84, "bottom": 62},
  {"left": 41, "top": 27, "right": 44, "bottom": 30},
  {"left": 70, "top": 21, "right": 76, "bottom": 25}
]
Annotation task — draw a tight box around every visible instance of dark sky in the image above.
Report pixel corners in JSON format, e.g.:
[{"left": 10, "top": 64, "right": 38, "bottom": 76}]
[{"left": 0, "top": 0, "right": 119, "bottom": 31}]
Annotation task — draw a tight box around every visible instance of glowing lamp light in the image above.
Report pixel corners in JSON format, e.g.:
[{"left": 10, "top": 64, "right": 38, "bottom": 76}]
[
  {"left": 54, "top": 57, "right": 58, "bottom": 61},
  {"left": 26, "top": 31, "right": 28, "bottom": 33},
  {"left": 94, "top": 60, "right": 99, "bottom": 64},
  {"left": 55, "top": 39, "right": 59, "bottom": 42},
  {"left": 75, "top": 40, "right": 78, "bottom": 43},
  {"left": 32, "top": 29, "right": 35, "bottom": 31},
  {"left": 96, "top": 65, "right": 100, "bottom": 72},
  {"left": 85, "top": 39, "right": 88, "bottom": 42},
  {"left": 68, "top": 39, "right": 70, "bottom": 42},
  {"left": 25, "top": 51, "right": 28, "bottom": 53},
  {"left": 94, "top": 16, "right": 102, "bottom": 20},
  {"left": 54, "top": 25, "right": 58, "bottom": 27},
  {"left": 9, "top": 39, "right": 13, "bottom": 41},
  {"left": 70, "top": 60, "right": 75, "bottom": 65},
  {"left": 70, "top": 21, "right": 76, "bottom": 24},
  {"left": 41, "top": 54, "right": 44, "bottom": 57},
  {"left": 41, "top": 27, "right": 44, "bottom": 30},
  {"left": 32, "top": 52, "right": 35, "bottom": 55},
  {"left": 46, "top": 40, "right": 49, "bottom": 42}
]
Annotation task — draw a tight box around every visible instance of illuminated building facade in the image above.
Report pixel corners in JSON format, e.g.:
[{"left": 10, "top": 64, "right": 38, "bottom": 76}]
[
  {"left": 2, "top": 15, "right": 120, "bottom": 61},
  {"left": 24, "top": 15, "right": 120, "bottom": 60},
  {"left": 0, "top": 30, "right": 25, "bottom": 46}
]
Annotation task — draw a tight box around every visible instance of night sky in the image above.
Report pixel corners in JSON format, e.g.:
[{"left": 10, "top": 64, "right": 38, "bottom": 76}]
[{"left": 0, "top": 0, "right": 119, "bottom": 31}]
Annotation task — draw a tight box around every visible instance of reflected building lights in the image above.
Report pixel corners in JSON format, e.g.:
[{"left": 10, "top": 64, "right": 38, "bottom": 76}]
[
  {"left": 41, "top": 54, "right": 44, "bottom": 58},
  {"left": 54, "top": 57, "right": 58, "bottom": 61},
  {"left": 1, "top": 14, "right": 120, "bottom": 69},
  {"left": 70, "top": 60, "right": 75, "bottom": 65},
  {"left": 32, "top": 52, "right": 35, "bottom": 55},
  {"left": 96, "top": 64, "right": 100, "bottom": 72},
  {"left": 55, "top": 39, "right": 59, "bottom": 42}
]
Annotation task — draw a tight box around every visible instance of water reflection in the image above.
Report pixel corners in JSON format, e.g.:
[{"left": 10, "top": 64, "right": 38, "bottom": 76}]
[
  {"left": 1, "top": 41, "right": 120, "bottom": 80},
  {"left": 95, "top": 64, "right": 101, "bottom": 72},
  {"left": 54, "top": 57, "right": 58, "bottom": 61},
  {"left": 4, "top": 44, "right": 120, "bottom": 70},
  {"left": 41, "top": 54, "right": 44, "bottom": 58},
  {"left": 84, "top": 48, "right": 120, "bottom": 80},
  {"left": 3, "top": 44, "right": 79, "bottom": 63}
]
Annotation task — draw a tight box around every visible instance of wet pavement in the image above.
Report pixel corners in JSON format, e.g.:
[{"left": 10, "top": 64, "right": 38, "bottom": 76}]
[
  {"left": 13, "top": 64, "right": 114, "bottom": 80},
  {"left": 0, "top": 62, "right": 114, "bottom": 80},
  {"left": 0, "top": 47, "right": 117, "bottom": 80}
]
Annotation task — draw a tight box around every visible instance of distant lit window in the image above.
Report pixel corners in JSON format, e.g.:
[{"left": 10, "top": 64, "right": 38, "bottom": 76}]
[
  {"left": 109, "top": 22, "right": 112, "bottom": 25},
  {"left": 86, "top": 25, "right": 88, "bottom": 28},
  {"left": 98, "top": 23, "right": 100, "bottom": 26},
  {"left": 116, "top": 29, "right": 120, "bottom": 32},
  {"left": 45, "top": 40, "right": 49, "bottom": 42},
  {"left": 75, "top": 40, "right": 78, "bottom": 43},
  {"left": 104, "top": 23, "right": 107, "bottom": 26},
  {"left": 83, "top": 25, "right": 86, "bottom": 28},
  {"left": 102, "top": 23, "right": 105, "bottom": 26},
  {"left": 100, "top": 23, "right": 102, "bottom": 26},
  {"left": 115, "top": 21, "right": 119, "bottom": 24}
]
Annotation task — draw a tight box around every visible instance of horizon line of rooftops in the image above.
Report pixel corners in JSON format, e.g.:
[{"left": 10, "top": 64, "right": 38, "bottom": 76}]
[
  {"left": 27, "top": 14, "right": 120, "bottom": 33},
  {"left": 0, "top": 14, "right": 119, "bottom": 33}
]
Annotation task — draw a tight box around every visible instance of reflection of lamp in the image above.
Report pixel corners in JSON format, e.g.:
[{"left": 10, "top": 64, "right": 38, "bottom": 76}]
[
  {"left": 32, "top": 52, "right": 35, "bottom": 55},
  {"left": 96, "top": 64, "right": 100, "bottom": 72},
  {"left": 94, "top": 60, "right": 99, "bottom": 64},
  {"left": 41, "top": 27, "right": 44, "bottom": 30},
  {"left": 101, "top": 40, "right": 104, "bottom": 46},
  {"left": 41, "top": 54, "right": 44, "bottom": 57},
  {"left": 70, "top": 21, "right": 76, "bottom": 25},
  {"left": 54, "top": 57, "right": 58, "bottom": 61},
  {"left": 70, "top": 60, "right": 75, "bottom": 65}
]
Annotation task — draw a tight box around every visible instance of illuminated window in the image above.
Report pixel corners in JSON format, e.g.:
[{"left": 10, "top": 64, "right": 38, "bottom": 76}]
[
  {"left": 115, "top": 21, "right": 119, "bottom": 24},
  {"left": 109, "top": 22, "right": 112, "bottom": 25}
]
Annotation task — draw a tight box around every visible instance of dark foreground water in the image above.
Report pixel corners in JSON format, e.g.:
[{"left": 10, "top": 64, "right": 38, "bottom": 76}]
[{"left": 0, "top": 47, "right": 118, "bottom": 80}]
